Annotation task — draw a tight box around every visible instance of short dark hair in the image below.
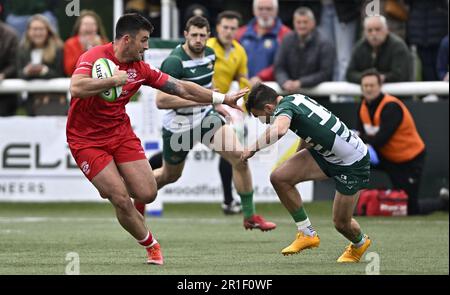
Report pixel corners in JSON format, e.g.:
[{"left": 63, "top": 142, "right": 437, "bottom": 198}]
[
  {"left": 361, "top": 68, "right": 382, "bottom": 85},
  {"left": 246, "top": 83, "right": 279, "bottom": 114},
  {"left": 216, "top": 10, "right": 242, "bottom": 26},
  {"left": 185, "top": 15, "right": 210, "bottom": 33},
  {"left": 115, "top": 13, "right": 154, "bottom": 40},
  {"left": 293, "top": 7, "right": 315, "bottom": 22}
]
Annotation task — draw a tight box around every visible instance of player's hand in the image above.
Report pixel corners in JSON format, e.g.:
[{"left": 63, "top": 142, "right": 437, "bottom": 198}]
[
  {"left": 241, "top": 149, "right": 256, "bottom": 162},
  {"left": 223, "top": 88, "right": 249, "bottom": 112},
  {"left": 283, "top": 80, "right": 301, "bottom": 93},
  {"left": 24, "top": 64, "right": 45, "bottom": 76},
  {"left": 112, "top": 68, "right": 128, "bottom": 86}
]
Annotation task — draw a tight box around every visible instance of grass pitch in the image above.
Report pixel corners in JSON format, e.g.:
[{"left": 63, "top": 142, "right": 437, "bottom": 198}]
[{"left": 0, "top": 201, "right": 447, "bottom": 275}]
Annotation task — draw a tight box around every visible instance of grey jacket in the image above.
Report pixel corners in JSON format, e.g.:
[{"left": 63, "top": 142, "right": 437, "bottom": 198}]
[{"left": 274, "top": 30, "right": 335, "bottom": 88}]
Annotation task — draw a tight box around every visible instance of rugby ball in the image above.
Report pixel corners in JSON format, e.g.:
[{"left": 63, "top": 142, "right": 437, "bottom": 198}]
[{"left": 91, "top": 58, "right": 122, "bottom": 102}]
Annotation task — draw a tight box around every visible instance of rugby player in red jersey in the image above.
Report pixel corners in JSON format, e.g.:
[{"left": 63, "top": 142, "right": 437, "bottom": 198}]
[{"left": 67, "top": 13, "right": 248, "bottom": 265}]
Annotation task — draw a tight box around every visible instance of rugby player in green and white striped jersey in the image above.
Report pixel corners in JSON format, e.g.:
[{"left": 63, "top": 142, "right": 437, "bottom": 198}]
[
  {"left": 153, "top": 16, "right": 276, "bottom": 231},
  {"left": 242, "top": 83, "right": 372, "bottom": 262}
]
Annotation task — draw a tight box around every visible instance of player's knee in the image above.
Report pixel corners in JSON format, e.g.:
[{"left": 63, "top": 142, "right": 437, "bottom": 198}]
[
  {"left": 139, "top": 189, "right": 158, "bottom": 204},
  {"left": 165, "top": 171, "right": 182, "bottom": 184},
  {"left": 233, "top": 158, "right": 248, "bottom": 171},
  {"left": 270, "top": 170, "right": 285, "bottom": 187},
  {"left": 111, "top": 194, "right": 133, "bottom": 213},
  {"left": 223, "top": 152, "right": 242, "bottom": 168}
]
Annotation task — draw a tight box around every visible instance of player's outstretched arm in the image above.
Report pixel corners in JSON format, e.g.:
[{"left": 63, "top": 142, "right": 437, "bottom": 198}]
[
  {"left": 155, "top": 90, "right": 210, "bottom": 109},
  {"left": 158, "top": 76, "right": 248, "bottom": 111},
  {"left": 241, "top": 115, "right": 291, "bottom": 162},
  {"left": 70, "top": 68, "right": 127, "bottom": 98}
]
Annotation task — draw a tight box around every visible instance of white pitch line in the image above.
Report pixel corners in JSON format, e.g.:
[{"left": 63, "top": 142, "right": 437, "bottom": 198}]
[{"left": 0, "top": 216, "right": 447, "bottom": 225}]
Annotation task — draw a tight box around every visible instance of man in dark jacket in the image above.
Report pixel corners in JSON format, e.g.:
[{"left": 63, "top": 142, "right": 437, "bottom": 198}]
[
  {"left": 346, "top": 15, "right": 412, "bottom": 84},
  {"left": 406, "top": 0, "right": 448, "bottom": 81},
  {"left": 274, "top": 7, "right": 334, "bottom": 92},
  {"left": 0, "top": 20, "right": 18, "bottom": 116}
]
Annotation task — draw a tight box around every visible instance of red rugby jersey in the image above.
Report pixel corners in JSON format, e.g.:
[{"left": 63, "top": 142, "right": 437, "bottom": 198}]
[{"left": 66, "top": 43, "right": 168, "bottom": 149}]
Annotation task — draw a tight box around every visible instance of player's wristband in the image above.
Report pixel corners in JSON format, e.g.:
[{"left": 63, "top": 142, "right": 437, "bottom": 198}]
[{"left": 212, "top": 91, "right": 225, "bottom": 104}]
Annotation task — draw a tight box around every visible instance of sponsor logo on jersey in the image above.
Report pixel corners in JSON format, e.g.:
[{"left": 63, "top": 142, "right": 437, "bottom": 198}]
[
  {"left": 127, "top": 69, "right": 138, "bottom": 81},
  {"left": 81, "top": 161, "right": 90, "bottom": 175}
]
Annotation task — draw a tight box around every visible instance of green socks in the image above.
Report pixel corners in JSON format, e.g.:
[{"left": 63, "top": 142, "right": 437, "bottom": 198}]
[
  {"left": 291, "top": 206, "right": 308, "bottom": 222},
  {"left": 291, "top": 207, "right": 316, "bottom": 237},
  {"left": 238, "top": 191, "right": 256, "bottom": 219},
  {"left": 353, "top": 232, "right": 366, "bottom": 248}
]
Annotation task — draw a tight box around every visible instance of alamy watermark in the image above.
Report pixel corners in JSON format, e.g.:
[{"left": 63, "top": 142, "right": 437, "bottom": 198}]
[
  {"left": 65, "top": 0, "right": 80, "bottom": 17},
  {"left": 364, "top": 0, "right": 381, "bottom": 17},
  {"left": 65, "top": 252, "right": 80, "bottom": 275},
  {"left": 365, "top": 252, "right": 380, "bottom": 275}
]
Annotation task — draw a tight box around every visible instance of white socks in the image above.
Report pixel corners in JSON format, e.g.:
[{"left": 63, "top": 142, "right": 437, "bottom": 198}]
[{"left": 296, "top": 218, "right": 316, "bottom": 237}]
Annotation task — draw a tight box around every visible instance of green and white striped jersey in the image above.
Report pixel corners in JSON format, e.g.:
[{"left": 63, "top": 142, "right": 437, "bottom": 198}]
[
  {"left": 274, "top": 94, "right": 367, "bottom": 165},
  {"left": 160, "top": 44, "right": 215, "bottom": 133}
]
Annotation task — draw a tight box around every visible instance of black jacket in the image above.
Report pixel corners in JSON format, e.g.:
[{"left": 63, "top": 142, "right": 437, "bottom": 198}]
[{"left": 406, "top": 0, "right": 448, "bottom": 46}]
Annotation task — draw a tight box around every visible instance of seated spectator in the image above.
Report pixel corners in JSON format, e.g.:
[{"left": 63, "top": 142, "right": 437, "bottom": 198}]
[
  {"left": 406, "top": 0, "right": 448, "bottom": 81},
  {"left": 274, "top": 7, "right": 334, "bottom": 93},
  {"left": 0, "top": 20, "right": 19, "bottom": 116},
  {"left": 346, "top": 15, "right": 412, "bottom": 84},
  {"left": 356, "top": 69, "right": 448, "bottom": 215},
  {"left": 236, "top": 0, "right": 291, "bottom": 85},
  {"left": 64, "top": 10, "right": 108, "bottom": 76},
  {"left": 17, "top": 14, "right": 65, "bottom": 116},
  {"left": 436, "top": 35, "right": 448, "bottom": 82}
]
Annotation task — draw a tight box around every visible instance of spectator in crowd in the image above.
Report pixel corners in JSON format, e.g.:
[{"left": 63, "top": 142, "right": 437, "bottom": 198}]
[
  {"left": 17, "top": 14, "right": 65, "bottom": 116},
  {"left": 0, "top": 20, "right": 19, "bottom": 116},
  {"left": 125, "top": 0, "right": 161, "bottom": 38},
  {"left": 207, "top": 10, "right": 251, "bottom": 214},
  {"left": 406, "top": 0, "right": 448, "bottom": 81},
  {"left": 274, "top": 7, "right": 334, "bottom": 93},
  {"left": 64, "top": 10, "right": 108, "bottom": 76},
  {"left": 319, "top": 0, "right": 361, "bottom": 82},
  {"left": 182, "top": 4, "right": 210, "bottom": 36},
  {"left": 236, "top": 0, "right": 291, "bottom": 85},
  {"left": 436, "top": 35, "right": 448, "bottom": 82},
  {"left": 346, "top": 15, "right": 412, "bottom": 84},
  {"left": 356, "top": 69, "right": 448, "bottom": 215},
  {"left": 2, "top": 0, "right": 58, "bottom": 38}
]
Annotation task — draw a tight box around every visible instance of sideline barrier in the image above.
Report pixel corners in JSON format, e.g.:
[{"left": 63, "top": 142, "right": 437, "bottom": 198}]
[{"left": 1, "top": 78, "right": 448, "bottom": 96}]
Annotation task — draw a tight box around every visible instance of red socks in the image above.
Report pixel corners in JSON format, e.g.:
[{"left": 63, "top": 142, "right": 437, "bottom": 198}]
[
  {"left": 138, "top": 231, "right": 155, "bottom": 248},
  {"left": 134, "top": 200, "right": 146, "bottom": 216}
]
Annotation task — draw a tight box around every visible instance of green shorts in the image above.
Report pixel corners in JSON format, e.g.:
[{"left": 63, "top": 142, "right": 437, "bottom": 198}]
[
  {"left": 162, "top": 109, "right": 226, "bottom": 165},
  {"left": 309, "top": 149, "right": 370, "bottom": 196}
]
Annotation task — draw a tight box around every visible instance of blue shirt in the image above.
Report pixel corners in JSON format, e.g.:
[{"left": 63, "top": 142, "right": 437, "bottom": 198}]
[{"left": 238, "top": 18, "right": 289, "bottom": 78}]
